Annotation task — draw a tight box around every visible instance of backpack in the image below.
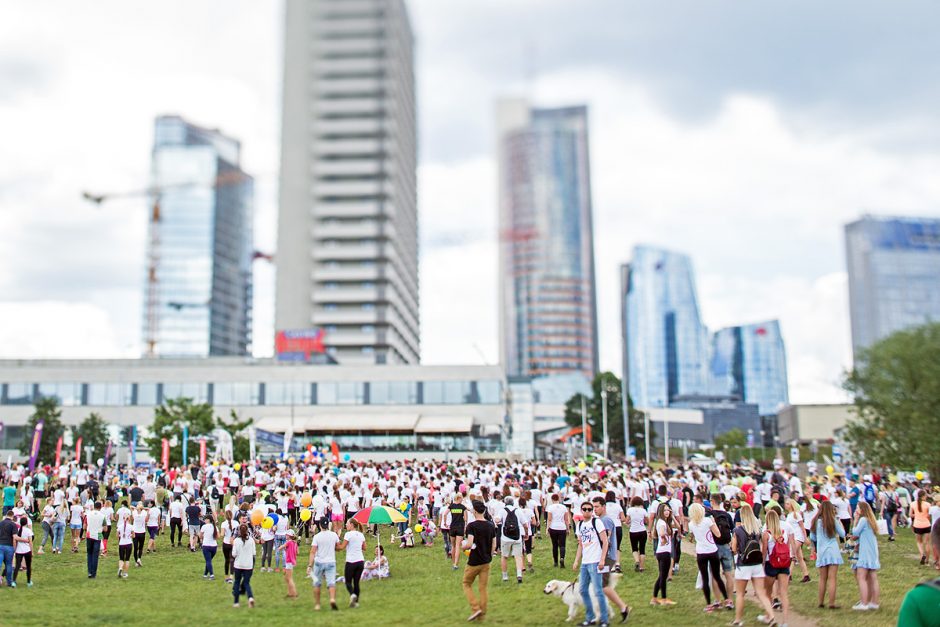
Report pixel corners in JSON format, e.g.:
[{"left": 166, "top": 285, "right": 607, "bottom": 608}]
[
  {"left": 502, "top": 508, "right": 520, "bottom": 540},
  {"left": 713, "top": 511, "right": 733, "bottom": 546},
  {"left": 885, "top": 492, "right": 898, "bottom": 511},
  {"left": 739, "top": 531, "right": 763, "bottom": 566},
  {"left": 768, "top": 533, "right": 791, "bottom": 569},
  {"left": 864, "top": 484, "right": 875, "bottom": 503}
]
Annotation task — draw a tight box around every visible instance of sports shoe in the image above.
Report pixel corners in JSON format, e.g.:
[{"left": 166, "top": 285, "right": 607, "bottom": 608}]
[
  {"left": 350, "top": 593, "right": 357, "bottom": 608},
  {"left": 852, "top": 602, "right": 869, "bottom": 611},
  {"left": 502, "top": 573, "right": 509, "bottom": 582},
  {"left": 330, "top": 601, "right": 338, "bottom": 611},
  {"left": 772, "top": 598, "right": 782, "bottom": 609},
  {"left": 467, "top": 610, "right": 483, "bottom": 622},
  {"left": 660, "top": 598, "right": 676, "bottom": 606},
  {"left": 517, "top": 576, "right": 523, "bottom": 584},
  {"left": 619, "top": 606, "right": 630, "bottom": 623},
  {"left": 867, "top": 603, "right": 879, "bottom": 610},
  {"left": 248, "top": 597, "right": 255, "bottom": 608}
]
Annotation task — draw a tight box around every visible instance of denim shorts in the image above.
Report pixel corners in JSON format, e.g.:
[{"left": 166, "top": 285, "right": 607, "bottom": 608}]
[
  {"left": 716, "top": 544, "right": 734, "bottom": 573},
  {"left": 312, "top": 562, "right": 336, "bottom": 588}
]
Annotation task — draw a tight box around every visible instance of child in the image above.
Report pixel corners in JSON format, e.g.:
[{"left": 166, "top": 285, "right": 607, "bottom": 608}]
[
  {"left": 14, "top": 516, "right": 33, "bottom": 587},
  {"left": 397, "top": 526, "right": 415, "bottom": 549},
  {"left": 275, "top": 528, "right": 298, "bottom": 598},
  {"left": 420, "top": 519, "right": 437, "bottom": 546}
]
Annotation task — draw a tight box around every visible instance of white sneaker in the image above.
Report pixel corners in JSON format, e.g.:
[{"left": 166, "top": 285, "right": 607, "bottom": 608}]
[
  {"left": 757, "top": 614, "right": 773, "bottom": 624},
  {"left": 866, "top": 603, "right": 879, "bottom": 610},
  {"left": 852, "top": 602, "right": 869, "bottom": 611}
]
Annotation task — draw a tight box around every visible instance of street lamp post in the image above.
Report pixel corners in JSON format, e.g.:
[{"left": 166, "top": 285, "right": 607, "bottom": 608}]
[
  {"left": 600, "top": 383, "right": 609, "bottom": 460},
  {"left": 580, "top": 395, "right": 588, "bottom": 459},
  {"left": 760, "top": 429, "right": 766, "bottom": 460}
]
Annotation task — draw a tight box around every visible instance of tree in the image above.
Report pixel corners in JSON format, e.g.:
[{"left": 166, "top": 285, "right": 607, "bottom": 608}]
[
  {"left": 563, "top": 372, "right": 648, "bottom": 456},
  {"left": 714, "top": 428, "right": 747, "bottom": 449},
  {"left": 72, "top": 412, "right": 110, "bottom": 462},
  {"left": 216, "top": 410, "right": 254, "bottom": 463},
  {"left": 843, "top": 322, "right": 940, "bottom": 479},
  {"left": 20, "top": 396, "right": 66, "bottom": 466},
  {"left": 145, "top": 398, "right": 215, "bottom": 466}
]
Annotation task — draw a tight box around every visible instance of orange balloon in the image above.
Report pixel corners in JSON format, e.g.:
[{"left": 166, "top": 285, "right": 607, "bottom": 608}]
[
  {"left": 250, "top": 509, "right": 264, "bottom": 526},
  {"left": 300, "top": 492, "right": 313, "bottom": 507}
]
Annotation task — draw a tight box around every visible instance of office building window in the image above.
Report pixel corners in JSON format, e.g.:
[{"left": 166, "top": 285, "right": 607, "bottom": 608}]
[
  {"left": 87, "top": 383, "right": 133, "bottom": 406},
  {"left": 265, "top": 382, "right": 312, "bottom": 406},
  {"left": 213, "top": 382, "right": 260, "bottom": 405},
  {"left": 477, "top": 381, "right": 502, "bottom": 404},
  {"left": 137, "top": 383, "right": 158, "bottom": 406},
  {"left": 318, "top": 382, "right": 365, "bottom": 405},
  {"left": 162, "top": 382, "right": 208, "bottom": 403},
  {"left": 37, "top": 382, "right": 82, "bottom": 406},
  {"left": 370, "top": 381, "right": 417, "bottom": 404},
  {"left": 423, "top": 381, "right": 472, "bottom": 404},
  {"left": 3, "top": 383, "right": 33, "bottom": 405}
]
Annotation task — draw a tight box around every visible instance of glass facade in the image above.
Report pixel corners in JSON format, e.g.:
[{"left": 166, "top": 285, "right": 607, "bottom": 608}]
[
  {"left": 709, "top": 321, "right": 789, "bottom": 416},
  {"left": 846, "top": 216, "right": 940, "bottom": 357},
  {"left": 498, "top": 102, "right": 598, "bottom": 380},
  {"left": 145, "top": 115, "right": 253, "bottom": 357},
  {"left": 623, "top": 246, "right": 711, "bottom": 409}
]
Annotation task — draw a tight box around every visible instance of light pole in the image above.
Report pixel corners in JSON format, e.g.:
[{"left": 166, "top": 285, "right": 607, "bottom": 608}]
[
  {"left": 580, "top": 395, "right": 588, "bottom": 459},
  {"left": 644, "top": 411, "right": 650, "bottom": 464},
  {"left": 620, "top": 375, "right": 630, "bottom": 460},
  {"left": 760, "top": 429, "right": 766, "bottom": 460},
  {"left": 600, "top": 381, "right": 609, "bottom": 460}
]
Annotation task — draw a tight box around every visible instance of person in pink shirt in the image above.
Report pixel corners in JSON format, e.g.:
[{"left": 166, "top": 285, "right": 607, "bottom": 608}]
[{"left": 276, "top": 529, "right": 298, "bottom": 598}]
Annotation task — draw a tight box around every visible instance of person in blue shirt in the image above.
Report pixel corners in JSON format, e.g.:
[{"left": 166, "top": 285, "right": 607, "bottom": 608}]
[
  {"left": 811, "top": 500, "right": 846, "bottom": 609},
  {"left": 848, "top": 479, "right": 861, "bottom": 516},
  {"left": 851, "top": 502, "right": 881, "bottom": 611},
  {"left": 2, "top": 485, "right": 16, "bottom": 516}
]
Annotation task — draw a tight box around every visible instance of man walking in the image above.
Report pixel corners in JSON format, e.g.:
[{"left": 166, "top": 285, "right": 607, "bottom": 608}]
[
  {"left": 307, "top": 522, "right": 340, "bottom": 611},
  {"left": 0, "top": 510, "right": 18, "bottom": 587},
  {"left": 573, "top": 497, "right": 609, "bottom": 626},
  {"left": 499, "top": 496, "right": 524, "bottom": 583},
  {"left": 592, "top": 497, "right": 631, "bottom": 623},
  {"left": 84, "top": 501, "right": 106, "bottom": 578},
  {"left": 462, "top": 500, "right": 496, "bottom": 622}
]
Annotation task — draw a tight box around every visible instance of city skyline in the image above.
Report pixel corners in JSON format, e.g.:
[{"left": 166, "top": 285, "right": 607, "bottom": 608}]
[{"left": 3, "top": 2, "right": 940, "bottom": 405}]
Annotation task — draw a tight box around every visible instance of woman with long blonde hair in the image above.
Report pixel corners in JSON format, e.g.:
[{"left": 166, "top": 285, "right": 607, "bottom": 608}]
[
  {"left": 729, "top": 504, "right": 777, "bottom": 626},
  {"left": 811, "top": 500, "right": 845, "bottom": 608},
  {"left": 688, "top": 502, "right": 729, "bottom": 611},
  {"left": 785, "top": 499, "right": 810, "bottom": 582},
  {"left": 852, "top": 501, "right": 881, "bottom": 610}
]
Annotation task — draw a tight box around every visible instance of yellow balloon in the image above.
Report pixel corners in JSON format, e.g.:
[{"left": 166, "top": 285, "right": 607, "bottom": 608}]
[
  {"left": 399, "top": 503, "right": 407, "bottom": 512},
  {"left": 578, "top": 461, "right": 587, "bottom": 470},
  {"left": 414, "top": 524, "right": 423, "bottom": 533},
  {"left": 299, "top": 509, "right": 312, "bottom": 522},
  {"left": 212, "top": 461, "right": 219, "bottom": 467},
  {"left": 301, "top": 492, "right": 313, "bottom": 507},
  {"left": 826, "top": 465, "right": 834, "bottom": 475},
  {"left": 250, "top": 509, "right": 264, "bottom": 526},
  {"left": 916, "top": 471, "right": 925, "bottom": 481},
  {"left": 233, "top": 463, "right": 241, "bottom": 471},
  {"left": 463, "top": 549, "right": 471, "bottom": 556},
  {"left": 262, "top": 516, "right": 274, "bottom": 529}
]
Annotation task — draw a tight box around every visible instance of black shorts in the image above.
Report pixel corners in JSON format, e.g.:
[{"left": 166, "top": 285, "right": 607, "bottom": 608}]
[
  {"left": 450, "top": 527, "right": 464, "bottom": 538},
  {"left": 148, "top": 526, "right": 159, "bottom": 539},
  {"left": 764, "top": 562, "right": 790, "bottom": 577},
  {"left": 523, "top": 537, "right": 533, "bottom": 554},
  {"left": 914, "top": 526, "right": 931, "bottom": 535},
  {"left": 119, "top": 544, "right": 132, "bottom": 561}
]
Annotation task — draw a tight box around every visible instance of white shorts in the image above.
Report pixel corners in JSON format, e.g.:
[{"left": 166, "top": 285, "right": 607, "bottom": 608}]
[
  {"left": 501, "top": 539, "right": 523, "bottom": 558},
  {"left": 734, "top": 564, "right": 766, "bottom": 580}
]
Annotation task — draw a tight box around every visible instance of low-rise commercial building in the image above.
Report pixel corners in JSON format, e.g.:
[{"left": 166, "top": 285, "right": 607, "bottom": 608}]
[{"left": 776, "top": 404, "right": 853, "bottom": 444}]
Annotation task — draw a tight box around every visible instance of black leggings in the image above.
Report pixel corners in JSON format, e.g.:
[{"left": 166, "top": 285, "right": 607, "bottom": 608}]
[
  {"left": 549, "top": 529, "right": 567, "bottom": 563},
  {"left": 119, "top": 543, "right": 132, "bottom": 561},
  {"left": 629, "top": 530, "right": 647, "bottom": 555},
  {"left": 261, "top": 539, "right": 274, "bottom": 568},
  {"left": 345, "top": 561, "right": 364, "bottom": 597},
  {"left": 133, "top": 532, "right": 145, "bottom": 561},
  {"left": 13, "top": 552, "right": 31, "bottom": 583},
  {"left": 223, "top": 543, "right": 233, "bottom": 576},
  {"left": 653, "top": 552, "right": 670, "bottom": 598},
  {"left": 696, "top": 552, "right": 728, "bottom": 604},
  {"left": 170, "top": 518, "right": 183, "bottom": 545}
]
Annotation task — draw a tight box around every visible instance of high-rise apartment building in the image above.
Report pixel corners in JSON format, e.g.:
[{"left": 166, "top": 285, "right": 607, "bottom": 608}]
[
  {"left": 276, "top": 0, "right": 419, "bottom": 365},
  {"left": 621, "top": 246, "right": 710, "bottom": 408},
  {"left": 709, "top": 320, "right": 789, "bottom": 415},
  {"left": 497, "top": 100, "right": 598, "bottom": 380},
  {"left": 144, "top": 115, "right": 253, "bottom": 357},
  {"left": 846, "top": 215, "right": 940, "bottom": 357}
]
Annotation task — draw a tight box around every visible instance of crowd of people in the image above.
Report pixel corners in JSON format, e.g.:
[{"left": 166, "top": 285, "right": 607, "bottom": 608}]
[{"left": 0, "top": 453, "right": 938, "bottom": 626}]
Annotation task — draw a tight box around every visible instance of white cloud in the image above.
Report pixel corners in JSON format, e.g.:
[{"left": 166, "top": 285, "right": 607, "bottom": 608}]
[{"left": 0, "top": 302, "right": 130, "bottom": 358}]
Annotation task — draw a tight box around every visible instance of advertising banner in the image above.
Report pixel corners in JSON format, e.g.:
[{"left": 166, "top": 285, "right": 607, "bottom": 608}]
[{"left": 27, "top": 419, "right": 43, "bottom": 472}]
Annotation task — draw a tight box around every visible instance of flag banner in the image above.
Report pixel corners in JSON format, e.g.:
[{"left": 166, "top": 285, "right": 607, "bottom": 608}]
[
  {"left": 199, "top": 438, "right": 206, "bottom": 466},
  {"left": 161, "top": 438, "right": 169, "bottom": 471},
  {"left": 104, "top": 440, "right": 113, "bottom": 464},
  {"left": 27, "top": 419, "right": 44, "bottom": 472},
  {"left": 182, "top": 425, "right": 189, "bottom": 465},
  {"left": 249, "top": 428, "right": 256, "bottom": 461},
  {"left": 130, "top": 425, "right": 138, "bottom": 466},
  {"left": 331, "top": 440, "right": 340, "bottom": 464},
  {"left": 75, "top": 437, "right": 83, "bottom": 463},
  {"left": 54, "top": 436, "right": 63, "bottom": 468}
]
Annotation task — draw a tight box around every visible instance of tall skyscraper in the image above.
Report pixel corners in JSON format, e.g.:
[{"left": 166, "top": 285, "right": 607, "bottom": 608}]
[
  {"left": 846, "top": 215, "right": 940, "bottom": 357},
  {"left": 621, "top": 246, "right": 710, "bottom": 408},
  {"left": 497, "top": 100, "right": 598, "bottom": 380},
  {"left": 709, "top": 320, "right": 789, "bottom": 415},
  {"left": 276, "top": 0, "right": 419, "bottom": 365},
  {"left": 144, "top": 115, "right": 253, "bottom": 357}
]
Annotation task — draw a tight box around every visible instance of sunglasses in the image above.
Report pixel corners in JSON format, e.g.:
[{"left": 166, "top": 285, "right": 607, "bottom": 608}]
[{"left": 581, "top": 507, "right": 593, "bottom": 512}]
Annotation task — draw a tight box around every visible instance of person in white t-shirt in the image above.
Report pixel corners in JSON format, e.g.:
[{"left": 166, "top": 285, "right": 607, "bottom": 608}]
[
  {"left": 116, "top": 515, "right": 134, "bottom": 578},
  {"left": 337, "top": 519, "right": 367, "bottom": 607},
  {"left": 13, "top": 516, "right": 33, "bottom": 587},
  {"left": 199, "top": 514, "right": 219, "bottom": 579},
  {"left": 626, "top": 496, "right": 649, "bottom": 572},
  {"left": 650, "top": 502, "right": 677, "bottom": 606},
  {"left": 84, "top": 501, "right": 106, "bottom": 578},
  {"left": 572, "top": 499, "right": 609, "bottom": 625},
  {"left": 604, "top": 490, "right": 626, "bottom": 570},
  {"left": 307, "top": 523, "right": 340, "bottom": 611},
  {"left": 546, "top": 492, "right": 571, "bottom": 567},
  {"left": 688, "top": 503, "right": 730, "bottom": 611}
]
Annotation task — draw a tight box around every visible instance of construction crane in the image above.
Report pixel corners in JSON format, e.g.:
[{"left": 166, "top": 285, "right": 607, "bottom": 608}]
[{"left": 82, "top": 170, "right": 272, "bottom": 357}]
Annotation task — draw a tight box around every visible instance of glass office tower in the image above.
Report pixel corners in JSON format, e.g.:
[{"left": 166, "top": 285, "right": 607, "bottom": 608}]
[
  {"left": 144, "top": 115, "right": 253, "bottom": 357},
  {"left": 709, "top": 320, "right": 789, "bottom": 416},
  {"left": 846, "top": 215, "right": 940, "bottom": 358},
  {"left": 621, "top": 246, "right": 710, "bottom": 408},
  {"left": 497, "top": 100, "right": 598, "bottom": 379}
]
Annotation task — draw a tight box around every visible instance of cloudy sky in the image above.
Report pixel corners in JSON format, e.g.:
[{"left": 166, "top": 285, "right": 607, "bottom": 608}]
[{"left": 2, "top": 1, "right": 939, "bottom": 403}]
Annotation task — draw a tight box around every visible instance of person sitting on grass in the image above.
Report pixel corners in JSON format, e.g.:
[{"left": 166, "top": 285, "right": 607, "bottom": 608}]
[{"left": 361, "top": 545, "right": 389, "bottom": 581}]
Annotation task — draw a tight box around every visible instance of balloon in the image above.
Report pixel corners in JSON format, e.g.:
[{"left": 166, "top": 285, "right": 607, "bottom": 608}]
[
  {"left": 399, "top": 502, "right": 408, "bottom": 512},
  {"left": 212, "top": 461, "right": 219, "bottom": 467},
  {"left": 578, "top": 461, "right": 587, "bottom": 470},
  {"left": 916, "top": 471, "right": 925, "bottom": 481},
  {"left": 414, "top": 524, "right": 424, "bottom": 533},
  {"left": 250, "top": 509, "right": 264, "bottom": 526},
  {"left": 826, "top": 465, "right": 834, "bottom": 475},
  {"left": 288, "top": 457, "right": 295, "bottom": 465},
  {"left": 233, "top": 463, "right": 241, "bottom": 471},
  {"left": 344, "top": 454, "right": 351, "bottom": 462},
  {"left": 463, "top": 549, "right": 471, "bottom": 556},
  {"left": 300, "top": 509, "right": 312, "bottom": 522},
  {"left": 269, "top": 513, "right": 279, "bottom": 526},
  {"left": 301, "top": 492, "right": 313, "bottom": 507},
  {"left": 262, "top": 516, "right": 274, "bottom": 529}
]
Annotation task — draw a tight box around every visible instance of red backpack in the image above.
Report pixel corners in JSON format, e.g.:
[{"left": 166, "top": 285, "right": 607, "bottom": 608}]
[{"left": 768, "top": 532, "right": 791, "bottom": 569}]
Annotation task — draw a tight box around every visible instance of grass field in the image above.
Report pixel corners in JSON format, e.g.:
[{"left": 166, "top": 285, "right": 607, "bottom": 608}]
[{"left": 8, "top": 520, "right": 934, "bottom": 626}]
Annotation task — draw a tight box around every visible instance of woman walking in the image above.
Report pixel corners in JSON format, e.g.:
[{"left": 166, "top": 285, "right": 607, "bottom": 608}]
[
  {"left": 38, "top": 498, "right": 55, "bottom": 555},
  {"left": 339, "top": 519, "right": 367, "bottom": 607},
  {"left": 785, "top": 499, "right": 810, "bottom": 582},
  {"left": 146, "top": 500, "right": 161, "bottom": 553},
  {"left": 69, "top": 497, "right": 83, "bottom": 552},
  {"left": 649, "top": 502, "right": 677, "bottom": 606},
  {"left": 811, "top": 500, "right": 845, "bottom": 609},
  {"left": 52, "top": 499, "right": 68, "bottom": 554},
  {"left": 117, "top": 514, "right": 133, "bottom": 578},
  {"left": 851, "top": 502, "right": 880, "bottom": 610},
  {"left": 200, "top": 513, "right": 219, "bottom": 579},
  {"left": 910, "top": 490, "right": 932, "bottom": 564},
  {"left": 231, "top": 523, "right": 257, "bottom": 608},
  {"left": 259, "top": 516, "right": 275, "bottom": 572},
  {"left": 131, "top": 503, "right": 147, "bottom": 567},
  {"left": 729, "top": 504, "right": 777, "bottom": 627},
  {"left": 221, "top": 510, "right": 236, "bottom": 584},
  {"left": 626, "top": 496, "right": 648, "bottom": 572},
  {"left": 546, "top": 493, "right": 571, "bottom": 568},
  {"left": 688, "top": 502, "right": 730, "bottom": 612},
  {"left": 448, "top": 494, "right": 467, "bottom": 570},
  {"left": 760, "top": 510, "right": 791, "bottom": 626},
  {"left": 13, "top": 516, "right": 33, "bottom": 587}
]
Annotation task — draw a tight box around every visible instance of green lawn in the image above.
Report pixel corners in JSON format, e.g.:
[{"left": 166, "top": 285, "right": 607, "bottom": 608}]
[{"left": 7, "top": 522, "right": 932, "bottom": 626}]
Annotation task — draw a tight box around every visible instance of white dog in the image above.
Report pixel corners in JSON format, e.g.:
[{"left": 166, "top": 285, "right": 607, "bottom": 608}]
[{"left": 543, "top": 575, "right": 619, "bottom": 622}]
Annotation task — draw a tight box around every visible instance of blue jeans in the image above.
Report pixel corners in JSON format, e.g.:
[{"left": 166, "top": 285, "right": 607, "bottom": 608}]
[
  {"left": 52, "top": 522, "right": 66, "bottom": 552},
  {"left": 0, "top": 545, "right": 14, "bottom": 585},
  {"left": 884, "top": 510, "right": 895, "bottom": 538},
  {"left": 579, "top": 563, "right": 608, "bottom": 623},
  {"left": 233, "top": 568, "right": 253, "bottom": 603},
  {"left": 203, "top": 546, "right": 217, "bottom": 576},
  {"left": 274, "top": 535, "right": 286, "bottom": 568},
  {"left": 86, "top": 539, "right": 101, "bottom": 577}
]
